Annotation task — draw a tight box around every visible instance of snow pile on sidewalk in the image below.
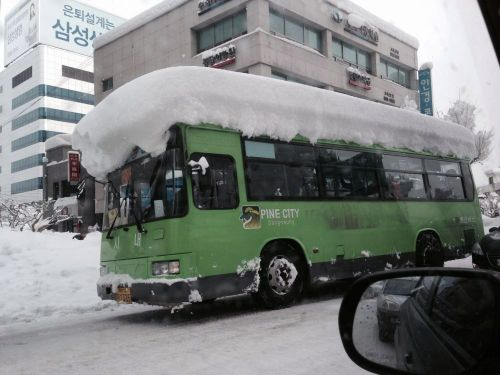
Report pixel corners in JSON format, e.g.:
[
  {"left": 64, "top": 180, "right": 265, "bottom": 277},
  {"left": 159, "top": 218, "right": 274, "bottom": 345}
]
[
  {"left": 0, "top": 229, "right": 115, "bottom": 326},
  {"left": 72, "top": 67, "right": 475, "bottom": 179}
]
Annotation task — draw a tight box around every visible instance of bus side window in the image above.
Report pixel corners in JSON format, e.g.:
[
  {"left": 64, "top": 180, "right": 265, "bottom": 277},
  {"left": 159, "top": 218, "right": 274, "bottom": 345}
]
[
  {"left": 461, "top": 162, "right": 474, "bottom": 200},
  {"left": 190, "top": 154, "right": 238, "bottom": 209}
]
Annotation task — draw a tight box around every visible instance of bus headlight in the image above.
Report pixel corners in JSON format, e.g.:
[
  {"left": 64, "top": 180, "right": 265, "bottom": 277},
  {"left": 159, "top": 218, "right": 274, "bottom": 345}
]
[{"left": 152, "top": 261, "right": 180, "bottom": 276}]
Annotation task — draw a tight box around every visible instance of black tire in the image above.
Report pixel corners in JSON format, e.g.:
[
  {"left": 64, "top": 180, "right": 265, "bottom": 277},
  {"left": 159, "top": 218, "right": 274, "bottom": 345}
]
[
  {"left": 416, "top": 232, "right": 444, "bottom": 267},
  {"left": 378, "top": 326, "right": 392, "bottom": 342},
  {"left": 257, "top": 245, "right": 304, "bottom": 309}
]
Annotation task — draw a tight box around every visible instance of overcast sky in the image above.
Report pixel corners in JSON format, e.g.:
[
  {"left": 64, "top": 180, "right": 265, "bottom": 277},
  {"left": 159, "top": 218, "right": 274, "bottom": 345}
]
[{"left": 1, "top": 0, "right": 498, "bottom": 183}]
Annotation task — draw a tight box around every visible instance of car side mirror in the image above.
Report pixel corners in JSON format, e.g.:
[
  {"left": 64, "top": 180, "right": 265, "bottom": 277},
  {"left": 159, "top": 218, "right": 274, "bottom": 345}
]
[{"left": 338, "top": 268, "right": 500, "bottom": 374}]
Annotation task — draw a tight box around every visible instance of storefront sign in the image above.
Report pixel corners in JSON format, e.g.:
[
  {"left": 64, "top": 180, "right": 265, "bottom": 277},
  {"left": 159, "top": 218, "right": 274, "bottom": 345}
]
[
  {"left": 4, "top": 0, "right": 124, "bottom": 66},
  {"left": 198, "top": 0, "right": 231, "bottom": 15},
  {"left": 202, "top": 44, "right": 236, "bottom": 68},
  {"left": 347, "top": 67, "right": 371, "bottom": 90},
  {"left": 390, "top": 48, "right": 399, "bottom": 60},
  {"left": 344, "top": 14, "right": 379, "bottom": 45},
  {"left": 383, "top": 91, "right": 395, "bottom": 104},
  {"left": 418, "top": 68, "right": 433, "bottom": 116},
  {"left": 68, "top": 151, "right": 81, "bottom": 183}
]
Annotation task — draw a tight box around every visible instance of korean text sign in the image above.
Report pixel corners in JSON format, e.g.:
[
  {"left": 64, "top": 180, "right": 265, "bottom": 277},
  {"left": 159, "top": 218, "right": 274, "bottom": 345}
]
[
  {"left": 68, "top": 151, "right": 81, "bottom": 183},
  {"left": 5, "top": 0, "right": 124, "bottom": 66},
  {"left": 418, "top": 68, "right": 433, "bottom": 116}
]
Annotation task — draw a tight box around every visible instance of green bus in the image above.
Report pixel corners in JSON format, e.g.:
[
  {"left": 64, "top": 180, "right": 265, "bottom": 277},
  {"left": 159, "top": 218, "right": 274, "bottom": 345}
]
[{"left": 97, "top": 122, "right": 483, "bottom": 308}]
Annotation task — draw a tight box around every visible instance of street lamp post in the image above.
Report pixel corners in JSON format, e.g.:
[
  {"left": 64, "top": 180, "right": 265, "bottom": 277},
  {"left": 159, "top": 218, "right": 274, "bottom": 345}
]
[{"left": 42, "top": 154, "right": 48, "bottom": 201}]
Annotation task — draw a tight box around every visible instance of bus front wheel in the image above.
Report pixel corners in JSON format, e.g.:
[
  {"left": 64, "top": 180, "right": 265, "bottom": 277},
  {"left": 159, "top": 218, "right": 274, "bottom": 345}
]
[
  {"left": 416, "top": 232, "right": 444, "bottom": 267},
  {"left": 257, "top": 246, "right": 304, "bottom": 309}
]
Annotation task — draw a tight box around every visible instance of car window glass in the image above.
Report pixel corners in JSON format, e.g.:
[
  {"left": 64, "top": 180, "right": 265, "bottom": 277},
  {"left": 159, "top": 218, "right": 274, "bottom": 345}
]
[{"left": 430, "top": 277, "right": 496, "bottom": 360}]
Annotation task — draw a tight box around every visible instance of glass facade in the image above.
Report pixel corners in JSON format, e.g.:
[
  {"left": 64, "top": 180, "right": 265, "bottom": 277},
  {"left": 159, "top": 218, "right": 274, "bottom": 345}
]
[
  {"left": 11, "top": 154, "right": 45, "bottom": 173},
  {"left": 11, "top": 177, "right": 43, "bottom": 194},
  {"left": 332, "top": 38, "right": 371, "bottom": 72},
  {"left": 12, "top": 85, "right": 94, "bottom": 109},
  {"left": 11, "top": 130, "right": 62, "bottom": 151},
  {"left": 197, "top": 11, "right": 247, "bottom": 52},
  {"left": 380, "top": 59, "right": 409, "bottom": 87},
  {"left": 12, "top": 108, "right": 85, "bottom": 131},
  {"left": 270, "top": 10, "right": 322, "bottom": 51}
]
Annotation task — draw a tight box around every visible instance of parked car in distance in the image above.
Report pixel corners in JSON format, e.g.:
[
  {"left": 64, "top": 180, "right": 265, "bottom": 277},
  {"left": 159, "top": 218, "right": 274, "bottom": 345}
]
[
  {"left": 376, "top": 277, "right": 420, "bottom": 342},
  {"left": 472, "top": 227, "right": 500, "bottom": 270}
]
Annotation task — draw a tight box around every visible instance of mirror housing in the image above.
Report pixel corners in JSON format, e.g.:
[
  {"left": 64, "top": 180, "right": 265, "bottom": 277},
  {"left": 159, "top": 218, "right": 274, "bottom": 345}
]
[{"left": 339, "top": 268, "right": 500, "bottom": 375}]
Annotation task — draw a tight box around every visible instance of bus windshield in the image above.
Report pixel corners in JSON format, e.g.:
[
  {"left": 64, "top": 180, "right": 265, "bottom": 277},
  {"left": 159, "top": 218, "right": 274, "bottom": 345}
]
[{"left": 103, "top": 131, "right": 187, "bottom": 230}]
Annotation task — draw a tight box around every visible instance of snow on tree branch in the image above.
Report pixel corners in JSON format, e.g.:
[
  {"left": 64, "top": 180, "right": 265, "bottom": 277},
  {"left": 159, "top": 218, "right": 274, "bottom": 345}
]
[
  {"left": 443, "top": 99, "right": 494, "bottom": 164},
  {"left": 0, "top": 199, "right": 73, "bottom": 232}
]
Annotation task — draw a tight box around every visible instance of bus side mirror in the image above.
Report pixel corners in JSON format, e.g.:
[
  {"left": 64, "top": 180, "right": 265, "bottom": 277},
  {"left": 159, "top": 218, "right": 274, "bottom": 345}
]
[{"left": 338, "top": 268, "right": 500, "bottom": 375}]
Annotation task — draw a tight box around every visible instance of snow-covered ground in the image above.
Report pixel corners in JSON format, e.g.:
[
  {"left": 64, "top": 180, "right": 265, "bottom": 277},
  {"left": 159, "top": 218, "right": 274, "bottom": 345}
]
[
  {"left": 0, "top": 229, "right": 119, "bottom": 326},
  {"left": 0, "top": 215, "right": 499, "bottom": 373}
]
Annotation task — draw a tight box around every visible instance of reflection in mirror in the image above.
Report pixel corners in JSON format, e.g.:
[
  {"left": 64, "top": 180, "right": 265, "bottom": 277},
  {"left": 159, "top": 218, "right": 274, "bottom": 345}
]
[{"left": 352, "top": 276, "right": 496, "bottom": 375}]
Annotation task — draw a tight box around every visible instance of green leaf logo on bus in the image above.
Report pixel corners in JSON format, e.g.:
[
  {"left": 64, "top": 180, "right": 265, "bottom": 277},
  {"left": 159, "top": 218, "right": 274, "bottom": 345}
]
[{"left": 240, "top": 206, "right": 261, "bottom": 229}]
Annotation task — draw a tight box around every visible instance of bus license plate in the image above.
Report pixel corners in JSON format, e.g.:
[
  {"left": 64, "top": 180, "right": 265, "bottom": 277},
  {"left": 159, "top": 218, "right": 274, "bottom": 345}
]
[{"left": 116, "top": 287, "right": 132, "bottom": 304}]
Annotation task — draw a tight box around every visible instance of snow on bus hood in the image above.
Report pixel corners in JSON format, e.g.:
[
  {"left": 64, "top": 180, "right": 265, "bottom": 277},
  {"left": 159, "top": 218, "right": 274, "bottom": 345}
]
[{"left": 72, "top": 66, "right": 475, "bottom": 179}]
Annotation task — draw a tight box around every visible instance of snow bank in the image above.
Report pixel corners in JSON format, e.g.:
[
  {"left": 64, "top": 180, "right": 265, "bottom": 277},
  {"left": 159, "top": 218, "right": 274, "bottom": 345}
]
[
  {"left": 73, "top": 67, "right": 475, "bottom": 179},
  {"left": 0, "top": 228, "right": 115, "bottom": 326}
]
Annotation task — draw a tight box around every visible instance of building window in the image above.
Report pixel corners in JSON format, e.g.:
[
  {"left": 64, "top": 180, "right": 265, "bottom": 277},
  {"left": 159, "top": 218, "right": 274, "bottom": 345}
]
[
  {"left": 53, "top": 182, "right": 60, "bottom": 199},
  {"left": 271, "top": 71, "right": 318, "bottom": 87},
  {"left": 11, "top": 154, "right": 45, "bottom": 173},
  {"left": 12, "top": 67, "right": 33, "bottom": 88},
  {"left": 489, "top": 176, "right": 494, "bottom": 185},
  {"left": 332, "top": 38, "right": 371, "bottom": 72},
  {"left": 12, "top": 108, "right": 85, "bottom": 131},
  {"left": 197, "top": 11, "right": 247, "bottom": 52},
  {"left": 102, "top": 77, "right": 113, "bottom": 92},
  {"left": 11, "top": 130, "right": 62, "bottom": 151},
  {"left": 380, "top": 59, "right": 409, "bottom": 87},
  {"left": 270, "top": 10, "right": 322, "bottom": 52},
  {"left": 11, "top": 177, "right": 43, "bottom": 194},
  {"left": 62, "top": 65, "right": 94, "bottom": 83},
  {"left": 12, "top": 85, "right": 94, "bottom": 109}
]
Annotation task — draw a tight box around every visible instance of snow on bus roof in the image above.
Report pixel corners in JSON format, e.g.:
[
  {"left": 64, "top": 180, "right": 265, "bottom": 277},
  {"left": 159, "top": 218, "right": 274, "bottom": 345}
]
[{"left": 72, "top": 66, "right": 475, "bottom": 179}]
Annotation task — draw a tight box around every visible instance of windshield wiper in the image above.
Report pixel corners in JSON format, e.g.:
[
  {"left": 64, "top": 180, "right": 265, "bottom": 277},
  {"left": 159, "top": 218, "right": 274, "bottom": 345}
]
[
  {"left": 106, "top": 190, "right": 125, "bottom": 240},
  {"left": 106, "top": 182, "right": 147, "bottom": 240}
]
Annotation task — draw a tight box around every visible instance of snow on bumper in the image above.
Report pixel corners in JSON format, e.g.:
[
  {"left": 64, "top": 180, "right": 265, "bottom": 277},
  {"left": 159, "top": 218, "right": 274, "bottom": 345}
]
[{"left": 97, "top": 273, "right": 199, "bottom": 306}]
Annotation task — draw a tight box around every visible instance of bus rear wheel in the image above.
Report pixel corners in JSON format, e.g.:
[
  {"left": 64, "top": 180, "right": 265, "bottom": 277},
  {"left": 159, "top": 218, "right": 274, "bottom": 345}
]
[
  {"left": 257, "top": 246, "right": 304, "bottom": 309},
  {"left": 416, "top": 232, "right": 444, "bottom": 267}
]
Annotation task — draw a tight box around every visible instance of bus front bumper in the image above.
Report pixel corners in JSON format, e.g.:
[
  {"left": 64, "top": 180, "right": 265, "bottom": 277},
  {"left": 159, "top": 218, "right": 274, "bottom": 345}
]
[{"left": 97, "top": 280, "right": 193, "bottom": 306}]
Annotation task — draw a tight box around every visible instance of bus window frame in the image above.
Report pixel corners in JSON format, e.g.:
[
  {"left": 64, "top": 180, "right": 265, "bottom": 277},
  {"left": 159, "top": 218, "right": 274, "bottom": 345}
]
[
  {"left": 241, "top": 137, "right": 474, "bottom": 203},
  {"left": 188, "top": 152, "right": 240, "bottom": 210}
]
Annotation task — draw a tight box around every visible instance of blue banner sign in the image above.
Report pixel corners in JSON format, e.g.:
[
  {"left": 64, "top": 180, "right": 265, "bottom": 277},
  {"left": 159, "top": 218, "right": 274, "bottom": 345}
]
[{"left": 418, "top": 68, "right": 433, "bottom": 116}]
